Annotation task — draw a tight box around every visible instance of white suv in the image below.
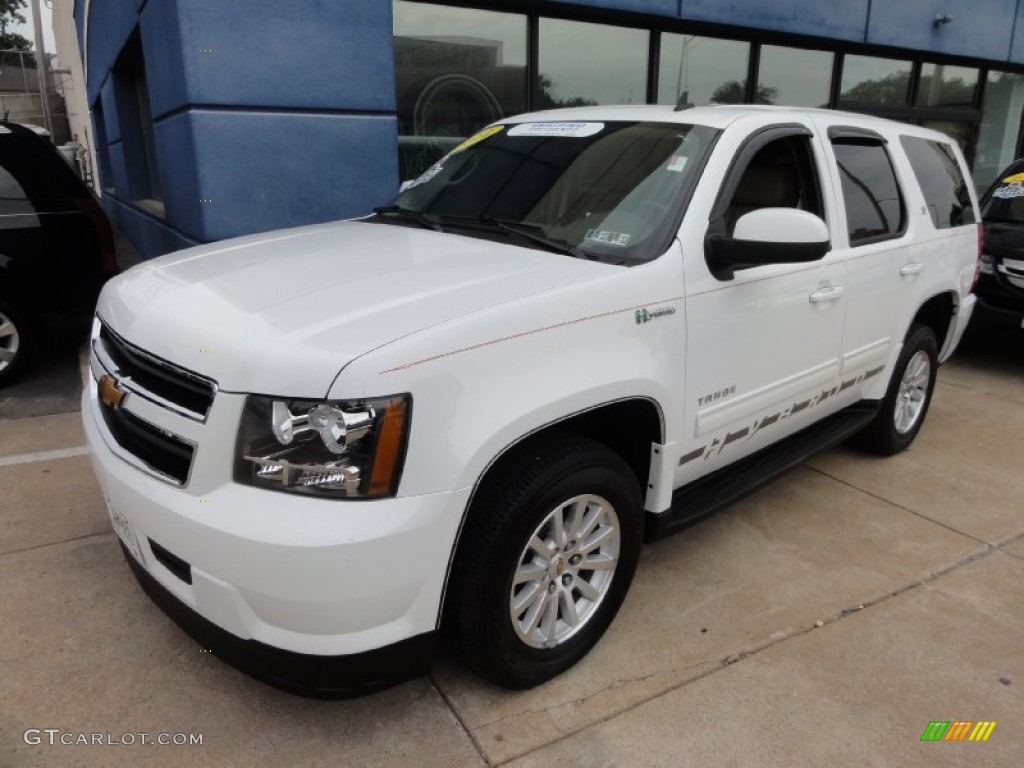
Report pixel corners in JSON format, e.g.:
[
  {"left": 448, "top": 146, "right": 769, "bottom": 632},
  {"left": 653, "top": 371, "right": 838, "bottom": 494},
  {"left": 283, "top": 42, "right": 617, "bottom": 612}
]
[{"left": 83, "top": 105, "right": 980, "bottom": 696}]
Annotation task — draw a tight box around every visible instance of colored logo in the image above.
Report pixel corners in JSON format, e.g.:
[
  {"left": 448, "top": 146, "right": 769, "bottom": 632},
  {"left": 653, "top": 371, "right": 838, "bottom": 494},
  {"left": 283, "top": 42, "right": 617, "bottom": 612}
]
[
  {"left": 98, "top": 374, "right": 128, "bottom": 410},
  {"left": 920, "top": 721, "right": 996, "bottom": 742},
  {"left": 634, "top": 306, "right": 676, "bottom": 324}
]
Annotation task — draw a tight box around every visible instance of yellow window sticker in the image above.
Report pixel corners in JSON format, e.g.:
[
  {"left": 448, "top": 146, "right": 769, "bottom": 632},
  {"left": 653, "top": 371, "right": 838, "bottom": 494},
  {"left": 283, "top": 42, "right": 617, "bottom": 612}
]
[
  {"left": 450, "top": 125, "right": 504, "bottom": 154},
  {"left": 1002, "top": 172, "right": 1024, "bottom": 183}
]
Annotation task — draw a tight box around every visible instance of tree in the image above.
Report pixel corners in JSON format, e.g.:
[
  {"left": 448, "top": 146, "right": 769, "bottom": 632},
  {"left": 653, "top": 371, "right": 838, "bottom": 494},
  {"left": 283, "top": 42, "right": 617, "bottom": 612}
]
[
  {"left": 709, "top": 80, "right": 778, "bottom": 105},
  {"left": 0, "top": 0, "right": 31, "bottom": 51},
  {"left": 533, "top": 74, "right": 598, "bottom": 110},
  {"left": 839, "top": 72, "right": 910, "bottom": 105}
]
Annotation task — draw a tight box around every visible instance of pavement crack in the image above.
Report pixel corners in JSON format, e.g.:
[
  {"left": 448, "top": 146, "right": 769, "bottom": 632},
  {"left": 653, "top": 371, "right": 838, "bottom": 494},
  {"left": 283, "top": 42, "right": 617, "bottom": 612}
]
[
  {"left": 430, "top": 673, "right": 494, "bottom": 767},
  {"left": 493, "top": 543, "right": 1005, "bottom": 766},
  {"left": 937, "top": 376, "right": 1024, "bottom": 407},
  {"left": 805, "top": 464, "right": 992, "bottom": 547},
  {"left": 0, "top": 530, "right": 113, "bottom": 558}
]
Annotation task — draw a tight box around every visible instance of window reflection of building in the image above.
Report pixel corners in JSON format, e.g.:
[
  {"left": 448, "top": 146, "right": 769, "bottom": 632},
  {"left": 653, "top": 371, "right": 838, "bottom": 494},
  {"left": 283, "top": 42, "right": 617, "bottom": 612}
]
[
  {"left": 392, "top": 1, "right": 1024, "bottom": 193},
  {"left": 394, "top": 34, "right": 526, "bottom": 179}
]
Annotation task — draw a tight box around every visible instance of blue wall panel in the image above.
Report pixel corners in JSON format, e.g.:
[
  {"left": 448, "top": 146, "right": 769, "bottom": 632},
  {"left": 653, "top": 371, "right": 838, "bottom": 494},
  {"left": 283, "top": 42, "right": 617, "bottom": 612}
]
[
  {"left": 101, "top": 197, "right": 200, "bottom": 260},
  {"left": 553, "top": 0, "right": 680, "bottom": 18},
  {"left": 106, "top": 142, "right": 130, "bottom": 200},
  {"left": 867, "top": 0, "right": 1016, "bottom": 61},
  {"left": 1007, "top": 5, "right": 1024, "bottom": 64},
  {"left": 681, "top": 0, "right": 869, "bottom": 43},
  {"left": 139, "top": 0, "right": 187, "bottom": 117},
  {"left": 99, "top": 77, "right": 120, "bottom": 142},
  {"left": 140, "top": 0, "right": 396, "bottom": 119},
  {"left": 155, "top": 110, "right": 400, "bottom": 242},
  {"left": 85, "top": 0, "right": 140, "bottom": 102}
]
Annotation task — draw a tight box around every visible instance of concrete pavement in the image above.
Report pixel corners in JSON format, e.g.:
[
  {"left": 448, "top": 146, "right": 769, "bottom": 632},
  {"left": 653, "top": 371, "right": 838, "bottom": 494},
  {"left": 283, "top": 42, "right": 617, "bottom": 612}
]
[{"left": 0, "top": 327, "right": 1021, "bottom": 767}]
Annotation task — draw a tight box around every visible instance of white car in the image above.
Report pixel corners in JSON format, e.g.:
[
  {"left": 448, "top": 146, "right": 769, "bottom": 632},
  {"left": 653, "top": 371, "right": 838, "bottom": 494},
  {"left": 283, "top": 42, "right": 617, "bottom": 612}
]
[{"left": 83, "top": 105, "right": 980, "bottom": 695}]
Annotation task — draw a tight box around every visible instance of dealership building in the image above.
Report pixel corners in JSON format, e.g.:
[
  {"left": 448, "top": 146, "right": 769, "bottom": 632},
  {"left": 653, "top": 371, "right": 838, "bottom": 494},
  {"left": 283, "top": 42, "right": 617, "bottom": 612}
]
[{"left": 71, "top": 0, "right": 1024, "bottom": 258}]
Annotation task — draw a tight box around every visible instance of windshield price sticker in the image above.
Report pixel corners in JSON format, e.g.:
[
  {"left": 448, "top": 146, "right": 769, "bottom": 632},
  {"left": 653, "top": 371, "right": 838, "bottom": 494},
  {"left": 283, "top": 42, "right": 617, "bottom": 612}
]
[
  {"left": 667, "top": 155, "right": 688, "bottom": 172},
  {"left": 585, "top": 229, "right": 632, "bottom": 247},
  {"left": 508, "top": 122, "right": 605, "bottom": 138}
]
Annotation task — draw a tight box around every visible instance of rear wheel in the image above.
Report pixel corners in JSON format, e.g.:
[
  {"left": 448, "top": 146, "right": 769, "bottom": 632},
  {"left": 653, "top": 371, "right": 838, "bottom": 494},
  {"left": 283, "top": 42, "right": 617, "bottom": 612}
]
[
  {"left": 0, "top": 297, "right": 33, "bottom": 386},
  {"left": 448, "top": 435, "right": 643, "bottom": 688},
  {"left": 859, "top": 324, "right": 938, "bottom": 455}
]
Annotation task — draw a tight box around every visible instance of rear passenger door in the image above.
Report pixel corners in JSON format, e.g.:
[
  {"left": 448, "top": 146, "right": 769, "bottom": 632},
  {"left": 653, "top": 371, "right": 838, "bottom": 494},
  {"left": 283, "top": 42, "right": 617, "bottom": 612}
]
[{"left": 819, "top": 125, "right": 912, "bottom": 398}]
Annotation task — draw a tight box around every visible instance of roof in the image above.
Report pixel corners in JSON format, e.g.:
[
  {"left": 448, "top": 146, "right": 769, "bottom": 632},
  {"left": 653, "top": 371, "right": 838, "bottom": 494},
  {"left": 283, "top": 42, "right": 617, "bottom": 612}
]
[{"left": 497, "top": 104, "right": 955, "bottom": 143}]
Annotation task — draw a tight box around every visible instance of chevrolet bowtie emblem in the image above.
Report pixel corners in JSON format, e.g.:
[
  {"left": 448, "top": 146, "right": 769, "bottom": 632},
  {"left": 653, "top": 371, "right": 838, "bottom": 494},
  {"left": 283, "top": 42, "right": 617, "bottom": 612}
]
[{"left": 98, "top": 374, "right": 128, "bottom": 409}]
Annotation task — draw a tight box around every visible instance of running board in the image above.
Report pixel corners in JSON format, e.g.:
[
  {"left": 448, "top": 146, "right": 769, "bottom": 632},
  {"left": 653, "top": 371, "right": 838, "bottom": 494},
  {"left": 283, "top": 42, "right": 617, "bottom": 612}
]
[{"left": 645, "top": 402, "right": 879, "bottom": 542}]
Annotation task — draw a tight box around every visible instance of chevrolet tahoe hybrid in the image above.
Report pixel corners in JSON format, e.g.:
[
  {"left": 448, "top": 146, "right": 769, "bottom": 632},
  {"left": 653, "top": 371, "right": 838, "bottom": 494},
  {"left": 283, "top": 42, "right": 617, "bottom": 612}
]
[{"left": 83, "top": 105, "right": 980, "bottom": 696}]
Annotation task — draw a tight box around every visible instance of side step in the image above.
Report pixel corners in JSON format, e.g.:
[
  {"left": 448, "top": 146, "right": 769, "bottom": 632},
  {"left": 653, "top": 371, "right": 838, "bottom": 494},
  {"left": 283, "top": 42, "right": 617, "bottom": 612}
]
[{"left": 645, "top": 402, "right": 879, "bottom": 542}]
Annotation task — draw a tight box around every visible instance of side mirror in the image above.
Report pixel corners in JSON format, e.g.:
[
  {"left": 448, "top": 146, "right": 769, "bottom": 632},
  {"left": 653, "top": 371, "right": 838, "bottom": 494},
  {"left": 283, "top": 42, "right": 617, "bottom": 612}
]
[{"left": 706, "top": 208, "right": 831, "bottom": 280}]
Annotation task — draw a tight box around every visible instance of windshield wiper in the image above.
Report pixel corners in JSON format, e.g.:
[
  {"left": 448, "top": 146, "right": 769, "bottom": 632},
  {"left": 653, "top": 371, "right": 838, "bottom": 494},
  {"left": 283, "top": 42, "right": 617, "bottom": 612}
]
[
  {"left": 479, "top": 218, "right": 589, "bottom": 259},
  {"left": 373, "top": 205, "right": 443, "bottom": 232}
]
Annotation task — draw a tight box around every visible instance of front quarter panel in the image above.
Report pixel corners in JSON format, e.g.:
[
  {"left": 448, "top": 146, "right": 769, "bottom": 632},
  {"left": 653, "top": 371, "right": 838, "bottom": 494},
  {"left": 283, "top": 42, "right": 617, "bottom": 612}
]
[{"left": 331, "top": 243, "right": 688, "bottom": 498}]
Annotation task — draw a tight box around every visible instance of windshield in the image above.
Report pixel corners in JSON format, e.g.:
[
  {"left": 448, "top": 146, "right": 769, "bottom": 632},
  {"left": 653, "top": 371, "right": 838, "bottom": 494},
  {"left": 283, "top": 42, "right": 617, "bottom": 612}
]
[
  {"left": 380, "top": 120, "right": 718, "bottom": 265},
  {"left": 982, "top": 166, "right": 1024, "bottom": 223}
]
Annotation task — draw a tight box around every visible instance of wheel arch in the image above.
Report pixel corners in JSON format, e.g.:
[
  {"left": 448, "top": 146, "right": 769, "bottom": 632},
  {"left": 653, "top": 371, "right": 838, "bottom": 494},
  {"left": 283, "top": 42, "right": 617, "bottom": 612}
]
[
  {"left": 911, "top": 290, "right": 957, "bottom": 354},
  {"left": 436, "top": 396, "right": 664, "bottom": 628}
]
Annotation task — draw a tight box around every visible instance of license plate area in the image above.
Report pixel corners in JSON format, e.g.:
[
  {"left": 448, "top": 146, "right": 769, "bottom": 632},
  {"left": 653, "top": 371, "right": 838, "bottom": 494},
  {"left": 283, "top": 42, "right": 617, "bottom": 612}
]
[{"left": 105, "top": 496, "right": 145, "bottom": 565}]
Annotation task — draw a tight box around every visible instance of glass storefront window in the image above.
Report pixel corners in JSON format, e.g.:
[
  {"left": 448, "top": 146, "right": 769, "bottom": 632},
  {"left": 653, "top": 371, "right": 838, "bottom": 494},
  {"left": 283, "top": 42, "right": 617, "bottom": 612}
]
[
  {"left": 975, "top": 71, "right": 1024, "bottom": 193},
  {"left": 657, "top": 34, "right": 750, "bottom": 106},
  {"left": 757, "top": 45, "right": 834, "bottom": 107},
  {"left": 917, "top": 64, "right": 978, "bottom": 107},
  {"left": 839, "top": 55, "right": 912, "bottom": 106},
  {"left": 393, "top": 1, "right": 527, "bottom": 179},
  {"left": 537, "top": 19, "right": 648, "bottom": 108}
]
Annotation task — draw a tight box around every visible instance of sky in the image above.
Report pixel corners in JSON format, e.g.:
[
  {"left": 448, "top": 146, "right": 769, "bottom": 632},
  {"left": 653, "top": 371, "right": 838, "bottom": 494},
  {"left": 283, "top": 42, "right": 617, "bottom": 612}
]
[{"left": 9, "top": 0, "right": 57, "bottom": 55}]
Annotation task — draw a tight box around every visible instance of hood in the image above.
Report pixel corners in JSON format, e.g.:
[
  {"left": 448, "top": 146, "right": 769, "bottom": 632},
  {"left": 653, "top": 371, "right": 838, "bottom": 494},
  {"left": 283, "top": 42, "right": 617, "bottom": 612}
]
[{"left": 98, "top": 220, "right": 608, "bottom": 396}]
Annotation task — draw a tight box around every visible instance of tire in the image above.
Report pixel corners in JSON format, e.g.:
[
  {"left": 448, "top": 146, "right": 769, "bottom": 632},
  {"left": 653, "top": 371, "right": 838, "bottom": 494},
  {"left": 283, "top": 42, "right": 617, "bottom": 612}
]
[
  {"left": 859, "top": 323, "right": 938, "bottom": 456},
  {"left": 447, "top": 435, "right": 643, "bottom": 689},
  {"left": 0, "top": 297, "right": 33, "bottom": 387}
]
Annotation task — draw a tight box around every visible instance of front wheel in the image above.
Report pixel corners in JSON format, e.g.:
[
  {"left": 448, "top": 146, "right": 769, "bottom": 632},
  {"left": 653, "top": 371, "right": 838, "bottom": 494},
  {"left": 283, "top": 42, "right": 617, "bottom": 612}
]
[
  {"left": 859, "top": 323, "right": 938, "bottom": 455},
  {"left": 448, "top": 435, "right": 643, "bottom": 688}
]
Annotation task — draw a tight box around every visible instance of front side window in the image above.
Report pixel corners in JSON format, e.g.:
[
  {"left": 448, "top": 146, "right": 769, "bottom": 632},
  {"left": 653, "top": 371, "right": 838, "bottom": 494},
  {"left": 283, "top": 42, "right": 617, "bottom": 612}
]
[
  {"left": 721, "top": 134, "right": 824, "bottom": 237},
  {"left": 900, "top": 137, "right": 975, "bottom": 229},
  {"left": 832, "top": 140, "right": 905, "bottom": 245},
  {"left": 382, "top": 121, "right": 718, "bottom": 265}
]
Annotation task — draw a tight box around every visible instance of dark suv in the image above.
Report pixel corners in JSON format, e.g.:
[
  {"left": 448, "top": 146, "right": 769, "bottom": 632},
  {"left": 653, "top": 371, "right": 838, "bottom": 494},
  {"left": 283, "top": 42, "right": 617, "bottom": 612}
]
[
  {"left": 0, "top": 122, "right": 118, "bottom": 385},
  {"left": 977, "top": 160, "right": 1024, "bottom": 330}
]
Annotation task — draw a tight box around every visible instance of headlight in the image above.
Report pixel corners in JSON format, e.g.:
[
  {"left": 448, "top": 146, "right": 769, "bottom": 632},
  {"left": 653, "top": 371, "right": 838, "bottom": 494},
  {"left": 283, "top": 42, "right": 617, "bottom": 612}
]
[
  {"left": 979, "top": 252, "right": 995, "bottom": 275},
  {"left": 234, "top": 394, "right": 411, "bottom": 499}
]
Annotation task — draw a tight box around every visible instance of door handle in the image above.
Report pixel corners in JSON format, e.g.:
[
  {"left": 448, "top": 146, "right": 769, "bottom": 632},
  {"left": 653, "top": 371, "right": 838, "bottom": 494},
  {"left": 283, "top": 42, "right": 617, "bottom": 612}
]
[
  {"left": 900, "top": 261, "right": 925, "bottom": 276},
  {"left": 809, "top": 285, "right": 845, "bottom": 303}
]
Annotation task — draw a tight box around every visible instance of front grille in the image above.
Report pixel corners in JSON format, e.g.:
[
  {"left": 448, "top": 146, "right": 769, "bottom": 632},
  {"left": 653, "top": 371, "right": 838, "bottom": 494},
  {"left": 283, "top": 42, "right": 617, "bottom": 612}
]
[
  {"left": 98, "top": 401, "right": 194, "bottom": 485},
  {"left": 98, "top": 324, "right": 216, "bottom": 420}
]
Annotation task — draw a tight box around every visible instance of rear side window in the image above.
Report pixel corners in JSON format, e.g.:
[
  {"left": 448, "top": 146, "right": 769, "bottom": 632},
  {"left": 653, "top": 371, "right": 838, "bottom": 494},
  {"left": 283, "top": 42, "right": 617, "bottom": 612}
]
[
  {"left": 832, "top": 139, "right": 905, "bottom": 245},
  {"left": 900, "top": 137, "right": 976, "bottom": 228}
]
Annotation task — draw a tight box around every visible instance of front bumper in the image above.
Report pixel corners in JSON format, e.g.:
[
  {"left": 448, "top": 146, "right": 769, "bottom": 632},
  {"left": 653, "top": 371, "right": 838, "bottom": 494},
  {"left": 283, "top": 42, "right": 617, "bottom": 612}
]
[{"left": 82, "top": 385, "right": 470, "bottom": 696}]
